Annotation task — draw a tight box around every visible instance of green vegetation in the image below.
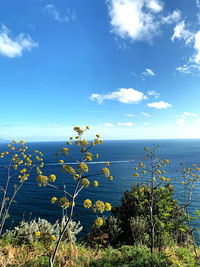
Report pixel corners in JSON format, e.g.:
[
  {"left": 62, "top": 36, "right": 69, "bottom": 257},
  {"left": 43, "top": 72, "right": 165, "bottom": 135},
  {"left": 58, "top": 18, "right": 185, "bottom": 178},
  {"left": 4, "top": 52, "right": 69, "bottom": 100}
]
[{"left": 1, "top": 128, "right": 200, "bottom": 266}]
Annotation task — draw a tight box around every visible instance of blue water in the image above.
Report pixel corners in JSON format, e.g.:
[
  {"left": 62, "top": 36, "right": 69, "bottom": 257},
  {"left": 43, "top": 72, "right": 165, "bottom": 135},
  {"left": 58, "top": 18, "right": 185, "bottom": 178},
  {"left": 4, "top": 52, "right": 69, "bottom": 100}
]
[{"left": 1, "top": 139, "right": 200, "bottom": 237}]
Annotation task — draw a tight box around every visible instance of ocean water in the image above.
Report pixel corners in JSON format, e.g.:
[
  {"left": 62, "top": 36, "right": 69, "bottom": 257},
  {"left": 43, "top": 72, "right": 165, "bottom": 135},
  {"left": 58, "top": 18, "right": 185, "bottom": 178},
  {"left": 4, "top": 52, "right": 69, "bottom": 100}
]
[{"left": 1, "top": 139, "right": 200, "bottom": 237}]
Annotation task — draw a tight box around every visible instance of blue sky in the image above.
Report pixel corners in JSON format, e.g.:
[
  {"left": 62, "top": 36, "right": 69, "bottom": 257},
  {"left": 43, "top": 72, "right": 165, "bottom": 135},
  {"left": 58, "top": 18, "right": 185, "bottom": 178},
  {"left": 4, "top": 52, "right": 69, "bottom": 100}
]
[{"left": 1, "top": 0, "right": 200, "bottom": 141}]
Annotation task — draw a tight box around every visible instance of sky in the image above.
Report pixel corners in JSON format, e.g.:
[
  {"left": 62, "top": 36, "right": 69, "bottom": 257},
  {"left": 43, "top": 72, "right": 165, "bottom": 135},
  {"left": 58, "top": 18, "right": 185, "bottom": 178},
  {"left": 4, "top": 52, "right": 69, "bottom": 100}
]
[{"left": 1, "top": 0, "right": 200, "bottom": 141}]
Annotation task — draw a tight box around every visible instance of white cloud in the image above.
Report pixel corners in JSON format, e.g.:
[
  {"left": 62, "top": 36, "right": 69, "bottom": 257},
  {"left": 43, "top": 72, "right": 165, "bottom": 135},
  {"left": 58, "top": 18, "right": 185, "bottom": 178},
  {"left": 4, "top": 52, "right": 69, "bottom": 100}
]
[
  {"left": 118, "top": 122, "right": 133, "bottom": 127},
  {"left": 183, "top": 112, "right": 197, "bottom": 117},
  {"left": 45, "top": 4, "right": 77, "bottom": 23},
  {"left": 147, "top": 90, "right": 160, "bottom": 99},
  {"left": 147, "top": 101, "right": 172, "bottom": 109},
  {"left": 176, "top": 118, "right": 185, "bottom": 125},
  {"left": 176, "top": 112, "right": 198, "bottom": 125},
  {"left": 193, "top": 31, "right": 200, "bottom": 64},
  {"left": 141, "top": 112, "right": 150, "bottom": 117},
  {"left": 102, "top": 122, "right": 114, "bottom": 127},
  {"left": 125, "top": 113, "right": 135, "bottom": 117},
  {"left": 0, "top": 24, "right": 38, "bottom": 58},
  {"left": 171, "top": 21, "right": 193, "bottom": 43},
  {"left": 161, "top": 10, "right": 181, "bottom": 24},
  {"left": 172, "top": 21, "right": 200, "bottom": 73},
  {"left": 194, "top": 118, "right": 200, "bottom": 123},
  {"left": 107, "top": 0, "right": 181, "bottom": 42},
  {"left": 90, "top": 88, "right": 146, "bottom": 104},
  {"left": 176, "top": 65, "right": 191, "bottom": 74},
  {"left": 197, "top": 0, "right": 200, "bottom": 8},
  {"left": 143, "top": 122, "right": 151, "bottom": 126},
  {"left": 141, "top": 68, "right": 155, "bottom": 77}
]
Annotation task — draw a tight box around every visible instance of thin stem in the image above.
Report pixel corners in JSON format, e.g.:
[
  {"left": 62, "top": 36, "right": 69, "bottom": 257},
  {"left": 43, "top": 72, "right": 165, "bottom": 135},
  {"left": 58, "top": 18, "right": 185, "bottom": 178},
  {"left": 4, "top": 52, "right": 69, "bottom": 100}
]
[
  {"left": 0, "top": 155, "right": 13, "bottom": 220},
  {"left": 46, "top": 183, "right": 73, "bottom": 199},
  {"left": 50, "top": 179, "right": 81, "bottom": 267}
]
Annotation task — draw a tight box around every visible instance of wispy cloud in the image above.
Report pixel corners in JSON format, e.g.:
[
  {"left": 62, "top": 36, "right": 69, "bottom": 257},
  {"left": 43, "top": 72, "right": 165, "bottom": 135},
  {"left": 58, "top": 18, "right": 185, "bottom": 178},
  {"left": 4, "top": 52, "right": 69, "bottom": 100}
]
[
  {"left": 90, "top": 88, "right": 147, "bottom": 104},
  {"left": 176, "top": 112, "right": 198, "bottom": 125},
  {"left": 0, "top": 24, "right": 38, "bottom": 58},
  {"left": 147, "top": 90, "right": 160, "bottom": 99},
  {"left": 141, "top": 112, "right": 150, "bottom": 117},
  {"left": 143, "top": 122, "right": 151, "bottom": 126},
  {"left": 107, "top": 0, "right": 181, "bottom": 42},
  {"left": 118, "top": 122, "right": 133, "bottom": 127},
  {"left": 45, "top": 4, "right": 77, "bottom": 23},
  {"left": 147, "top": 101, "right": 172, "bottom": 109},
  {"left": 172, "top": 21, "right": 200, "bottom": 73},
  {"left": 102, "top": 122, "right": 114, "bottom": 127},
  {"left": 124, "top": 113, "right": 135, "bottom": 117},
  {"left": 141, "top": 68, "right": 155, "bottom": 77}
]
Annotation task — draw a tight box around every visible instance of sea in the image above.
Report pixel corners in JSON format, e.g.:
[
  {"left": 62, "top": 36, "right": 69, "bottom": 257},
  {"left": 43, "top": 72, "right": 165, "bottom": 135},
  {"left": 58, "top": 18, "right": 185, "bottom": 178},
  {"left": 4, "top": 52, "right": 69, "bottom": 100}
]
[{"left": 1, "top": 139, "right": 200, "bottom": 238}]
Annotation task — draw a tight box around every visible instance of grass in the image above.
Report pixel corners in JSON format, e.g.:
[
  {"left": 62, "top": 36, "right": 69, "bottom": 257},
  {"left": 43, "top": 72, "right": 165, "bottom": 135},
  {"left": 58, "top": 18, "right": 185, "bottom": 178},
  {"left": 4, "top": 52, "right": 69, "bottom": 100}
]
[{"left": 1, "top": 238, "right": 200, "bottom": 266}]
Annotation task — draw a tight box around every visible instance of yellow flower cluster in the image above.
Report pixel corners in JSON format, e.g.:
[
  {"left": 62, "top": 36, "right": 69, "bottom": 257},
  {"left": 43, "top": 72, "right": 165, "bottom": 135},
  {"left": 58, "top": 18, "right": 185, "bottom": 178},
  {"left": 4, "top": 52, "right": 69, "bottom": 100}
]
[
  {"left": 95, "top": 217, "right": 103, "bottom": 227},
  {"left": 35, "top": 231, "right": 41, "bottom": 237},
  {"left": 83, "top": 199, "right": 92, "bottom": 208},
  {"left": 62, "top": 165, "right": 76, "bottom": 175},
  {"left": 58, "top": 197, "right": 70, "bottom": 208},
  {"left": 93, "top": 200, "right": 105, "bottom": 213},
  {"left": 37, "top": 175, "right": 48, "bottom": 186},
  {"left": 105, "top": 202, "right": 112, "bottom": 211},
  {"left": 49, "top": 174, "right": 56, "bottom": 182},
  {"left": 81, "top": 178, "right": 90, "bottom": 188},
  {"left": 61, "top": 147, "right": 69, "bottom": 155},
  {"left": 74, "top": 126, "right": 84, "bottom": 135},
  {"left": 93, "top": 181, "right": 98, "bottom": 187},
  {"left": 73, "top": 174, "right": 80, "bottom": 180},
  {"left": 85, "top": 152, "right": 93, "bottom": 161},
  {"left": 78, "top": 163, "right": 88, "bottom": 174},
  {"left": 67, "top": 141, "right": 72, "bottom": 145},
  {"left": 51, "top": 197, "right": 57, "bottom": 203},
  {"left": 102, "top": 167, "right": 110, "bottom": 177},
  {"left": 108, "top": 176, "right": 113, "bottom": 181}
]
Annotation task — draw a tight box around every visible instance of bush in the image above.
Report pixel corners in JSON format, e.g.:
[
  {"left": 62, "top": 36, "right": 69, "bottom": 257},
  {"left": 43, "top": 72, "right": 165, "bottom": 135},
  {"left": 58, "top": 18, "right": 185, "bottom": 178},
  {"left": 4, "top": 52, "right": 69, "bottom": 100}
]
[
  {"left": 2, "top": 216, "right": 82, "bottom": 247},
  {"left": 85, "top": 182, "right": 190, "bottom": 249}
]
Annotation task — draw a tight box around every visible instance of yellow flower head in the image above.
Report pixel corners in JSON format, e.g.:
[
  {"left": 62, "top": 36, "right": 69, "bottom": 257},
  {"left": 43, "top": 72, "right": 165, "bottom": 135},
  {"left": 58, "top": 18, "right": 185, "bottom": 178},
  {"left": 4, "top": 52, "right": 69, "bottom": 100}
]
[
  {"left": 61, "top": 147, "right": 69, "bottom": 155},
  {"left": 108, "top": 176, "right": 113, "bottom": 181},
  {"left": 83, "top": 199, "right": 92, "bottom": 209},
  {"left": 49, "top": 174, "right": 56, "bottom": 182},
  {"left": 52, "top": 235, "right": 56, "bottom": 241},
  {"left": 105, "top": 202, "right": 112, "bottom": 211},
  {"left": 95, "top": 217, "right": 103, "bottom": 227},
  {"left": 35, "top": 231, "right": 41, "bottom": 237},
  {"left": 51, "top": 197, "right": 57, "bottom": 204},
  {"left": 102, "top": 167, "right": 110, "bottom": 177},
  {"left": 81, "top": 178, "right": 90, "bottom": 188},
  {"left": 93, "top": 181, "right": 98, "bottom": 187},
  {"left": 59, "top": 160, "right": 64, "bottom": 164},
  {"left": 58, "top": 197, "right": 70, "bottom": 208},
  {"left": 93, "top": 200, "right": 105, "bottom": 213}
]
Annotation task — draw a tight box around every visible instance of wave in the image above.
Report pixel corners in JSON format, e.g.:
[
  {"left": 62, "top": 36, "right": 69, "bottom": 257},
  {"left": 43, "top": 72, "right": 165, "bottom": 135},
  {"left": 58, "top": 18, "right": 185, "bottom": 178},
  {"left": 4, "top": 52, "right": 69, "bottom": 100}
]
[{"left": 45, "top": 160, "right": 135, "bottom": 166}]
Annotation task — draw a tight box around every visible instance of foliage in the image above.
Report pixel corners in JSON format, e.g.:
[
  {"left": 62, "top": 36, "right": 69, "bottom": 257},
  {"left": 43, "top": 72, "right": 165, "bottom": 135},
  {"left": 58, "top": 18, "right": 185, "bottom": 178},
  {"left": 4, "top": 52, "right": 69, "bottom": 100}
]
[
  {"left": 86, "top": 182, "right": 190, "bottom": 250},
  {"left": 0, "top": 140, "right": 44, "bottom": 235},
  {"left": 1, "top": 240, "right": 200, "bottom": 267},
  {"left": 2, "top": 216, "right": 82, "bottom": 247}
]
